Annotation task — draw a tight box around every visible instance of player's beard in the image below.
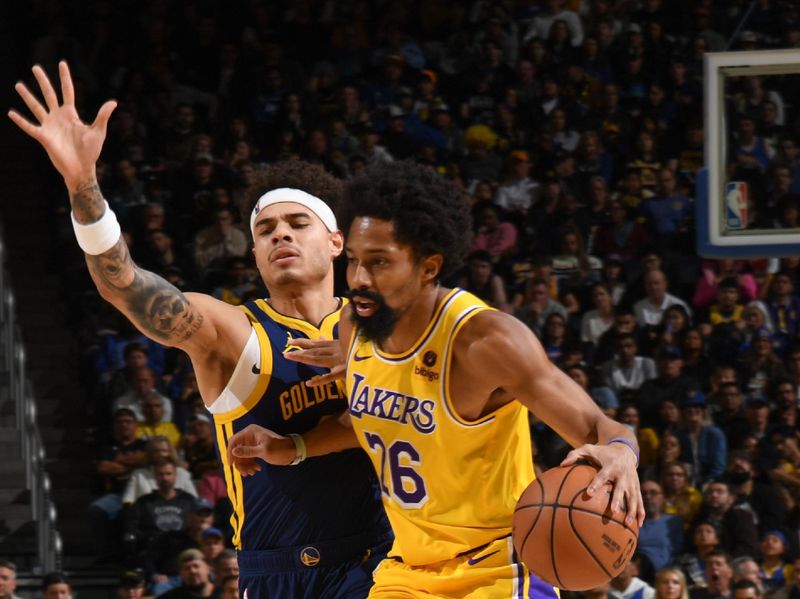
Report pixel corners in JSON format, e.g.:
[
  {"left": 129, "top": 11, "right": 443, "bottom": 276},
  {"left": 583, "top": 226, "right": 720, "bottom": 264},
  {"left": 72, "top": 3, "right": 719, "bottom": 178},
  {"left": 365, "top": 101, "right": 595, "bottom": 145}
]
[{"left": 346, "top": 288, "right": 398, "bottom": 343}]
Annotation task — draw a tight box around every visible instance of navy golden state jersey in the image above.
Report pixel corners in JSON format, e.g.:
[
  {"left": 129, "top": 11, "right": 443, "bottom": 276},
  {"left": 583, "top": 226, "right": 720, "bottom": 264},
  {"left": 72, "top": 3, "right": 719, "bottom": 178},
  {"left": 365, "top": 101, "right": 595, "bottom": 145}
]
[{"left": 208, "top": 299, "right": 388, "bottom": 550}]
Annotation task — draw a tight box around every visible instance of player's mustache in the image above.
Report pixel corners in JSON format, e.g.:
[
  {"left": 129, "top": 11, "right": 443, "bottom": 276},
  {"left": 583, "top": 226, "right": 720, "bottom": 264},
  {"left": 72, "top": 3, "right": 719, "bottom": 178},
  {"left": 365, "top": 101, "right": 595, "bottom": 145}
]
[{"left": 345, "top": 288, "right": 387, "bottom": 306}]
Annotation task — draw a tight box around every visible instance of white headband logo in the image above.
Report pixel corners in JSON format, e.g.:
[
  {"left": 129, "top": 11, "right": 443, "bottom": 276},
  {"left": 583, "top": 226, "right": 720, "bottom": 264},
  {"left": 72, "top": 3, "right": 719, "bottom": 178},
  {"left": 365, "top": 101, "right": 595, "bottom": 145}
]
[{"left": 250, "top": 188, "right": 337, "bottom": 236}]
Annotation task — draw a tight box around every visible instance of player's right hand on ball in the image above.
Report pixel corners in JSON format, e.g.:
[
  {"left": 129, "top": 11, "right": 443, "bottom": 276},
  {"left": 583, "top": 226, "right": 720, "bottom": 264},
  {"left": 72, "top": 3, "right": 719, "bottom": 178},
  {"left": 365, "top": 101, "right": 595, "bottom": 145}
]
[{"left": 227, "top": 424, "right": 295, "bottom": 474}]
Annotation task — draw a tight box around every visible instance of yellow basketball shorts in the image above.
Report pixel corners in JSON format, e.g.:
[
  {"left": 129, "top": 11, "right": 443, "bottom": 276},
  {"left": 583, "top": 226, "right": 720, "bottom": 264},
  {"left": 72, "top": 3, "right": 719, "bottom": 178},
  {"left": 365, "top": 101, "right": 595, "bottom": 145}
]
[{"left": 368, "top": 535, "right": 560, "bottom": 599}]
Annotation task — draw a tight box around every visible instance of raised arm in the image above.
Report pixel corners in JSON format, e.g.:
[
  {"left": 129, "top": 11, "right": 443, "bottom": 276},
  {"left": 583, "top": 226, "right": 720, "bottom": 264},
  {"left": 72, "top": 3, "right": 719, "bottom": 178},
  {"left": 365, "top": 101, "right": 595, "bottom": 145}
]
[
  {"left": 9, "top": 62, "right": 247, "bottom": 366},
  {"left": 458, "top": 310, "right": 644, "bottom": 526}
]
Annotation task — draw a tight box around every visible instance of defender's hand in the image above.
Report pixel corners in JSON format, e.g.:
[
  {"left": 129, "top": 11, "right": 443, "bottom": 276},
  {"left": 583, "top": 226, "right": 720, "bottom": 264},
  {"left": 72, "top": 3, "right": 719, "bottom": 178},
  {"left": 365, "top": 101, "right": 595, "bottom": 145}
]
[
  {"left": 9, "top": 61, "right": 117, "bottom": 190},
  {"left": 561, "top": 443, "right": 644, "bottom": 527},
  {"left": 283, "top": 337, "right": 347, "bottom": 387},
  {"left": 227, "top": 424, "right": 295, "bottom": 475}
]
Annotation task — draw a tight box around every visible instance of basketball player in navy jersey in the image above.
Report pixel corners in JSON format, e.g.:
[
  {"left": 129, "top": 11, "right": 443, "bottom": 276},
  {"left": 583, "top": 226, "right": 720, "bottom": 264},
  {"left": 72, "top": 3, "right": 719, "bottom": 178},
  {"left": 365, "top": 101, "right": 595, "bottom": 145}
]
[{"left": 10, "top": 62, "right": 390, "bottom": 598}]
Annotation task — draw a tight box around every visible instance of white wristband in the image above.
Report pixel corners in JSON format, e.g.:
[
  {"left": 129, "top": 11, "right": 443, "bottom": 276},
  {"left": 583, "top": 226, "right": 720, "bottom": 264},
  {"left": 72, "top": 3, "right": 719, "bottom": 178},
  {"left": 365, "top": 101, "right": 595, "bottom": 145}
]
[
  {"left": 288, "top": 434, "right": 307, "bottom": 466},
  {"left": 71, "top": 200, "right": 121, "bottom": 255}
]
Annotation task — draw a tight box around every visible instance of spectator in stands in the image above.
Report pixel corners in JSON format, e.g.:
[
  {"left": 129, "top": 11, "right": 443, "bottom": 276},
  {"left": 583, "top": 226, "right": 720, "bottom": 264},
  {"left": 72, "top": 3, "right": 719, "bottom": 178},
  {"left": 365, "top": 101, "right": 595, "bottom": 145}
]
[
  {"left": 495, "top": 150, "right": 539, "bottom": 217},
  {"left": 732, "top": 114, "right": 774, "bottom": 173},
  {"left": 0, "top": 560, "right": 21, "bottom": 599},
  {"left": 654, "top": 567, "right": 689, "bottom": 599},
  {"left": 112, "top": 366, "right": 173, "bottom": 422},
  {"left": 658, "top": 305, "right": 693, "bottom": 356},
  {"left": 639, "top": 480, "right": 685, "bottom": 570},
  {"left": 713, "top": 384, "right": 750, "bottom": 446},
  {"left": 726, "top": 451, "right": 786, "bottom": 536},
  {"left": 210, "top": 256, "right": 259, "bottom": 306},
  {"left": 693, "top": 261, "right": 758, "bottom": 312},
  {"left": 767, "top": 273, "right": 800, "bottom": 350},
  {"left": 771, "top": 557, "right": 800, "bottom": 599},
  {"left": 581, "top": 282, "right": 616, "bottom": 347},
  {"left": 515, "top": 277, "right": 569, "bottom": 337},
  {"left": 662, "top": 461, "right": 703, "bottom": 527},
  {"left": 634, "top": 270, "right": 692, "bottom": 328},
  {"left": 124, "top": 458, "right": 198, "bottom": 590},
  {"left": 117, "top": 569, "right": 146, "bottom": 599},
  {"left": 601, "top": 332, "right": 657, "bottom": 394},
  {"left": 695, "top": 481, "right": 760, "bottom": 558},
  {"left": 731, "top": 580, "right": 762, "bottom": 599},
  {"left": 592, "top": 201, "right": 651, "bottom": 264},
  {"left": 609, "top": 553, "right": 656, "bottom": 599},
  {"left": 192, "top": 205, "right": 248, "bottom": 271},
  {"left": 759, "top": 531, "right": 790, "bottom": 594},
  {"left": 458, "top": 251, "right": 511, "bottom": 312},
  {"left": 123, "top": 436, "right": 195, "bottom": 505},
  {"left": 101, "top": 342, "right": 150, "bottom": 402},
  {"left": 213, "top": 550, "right": 239, "bottom": 585},
  {"left": 199, "top": 528, "right": 225, "bottom": 567},
  {"left": 159, "top": 549, "right": 215, "bottom": 599},
  {"left": 137, "top": 229, "right": 195, "bottom": 285},
  {"left": 678, "top": 390, "right": 728, "bottom": 485},
  {"left": 539, "top": 312, "right": 574, "bottom": 365},
  {"left": 707, "top": 279, "right": 746, "bottom": 330},
  {"left": 637, "top": 346, "right": 698, "bottom": 428},
  {"left": 679, "top": 521, "right": 721, "bottom": 589},
  {"left": 740, "top": 336, "right": 787, "bottom": 401},
  {"left": 41, "top": 572, "right": 72, "bottom": 599},
  {"left": 732, "top": 557, "right": 764, "bottom": 595},
  {"left": 90, "top": 407, "right": 147, "bottom": 561},
  {"left": 136, "top": 393, "right": 181, "bottom": 448},
  {"left": 471, "top": 205, "right": 519, "bottom": 260},
  {"left": 642, "top": 168, "right": 692, "bottom": 250},
  {"left": 181, "top": 414, "right": 219, "bottom": 479},
  {"left": 689, "top": 550, "right": 734, "bottom": 599},
  {"left": 218, "top": 575, "right": 238, "bottom": 599}
]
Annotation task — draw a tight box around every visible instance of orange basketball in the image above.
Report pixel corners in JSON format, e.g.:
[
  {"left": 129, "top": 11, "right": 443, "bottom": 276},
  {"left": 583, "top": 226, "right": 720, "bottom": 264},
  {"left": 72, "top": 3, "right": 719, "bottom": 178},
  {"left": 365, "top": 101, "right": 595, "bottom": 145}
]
[{"left": 512, "top": 463, "right": 639, "bottom": 591}]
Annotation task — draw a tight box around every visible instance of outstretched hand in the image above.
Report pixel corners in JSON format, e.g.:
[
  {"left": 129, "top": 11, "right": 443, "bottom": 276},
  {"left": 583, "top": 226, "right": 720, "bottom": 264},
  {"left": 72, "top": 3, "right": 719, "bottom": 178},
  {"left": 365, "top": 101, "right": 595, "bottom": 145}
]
[
  {"left": 283, "top": 337, "right": 346, "bottom": 387},
  {"left": 8, "top": 61, "right": 116, "bottom": 191},
  {"left": 561, "top": 443, "right": 645, "bottom": 528},
  {"left": 226, "top": 424, "right": 296, "bottom": 475}
]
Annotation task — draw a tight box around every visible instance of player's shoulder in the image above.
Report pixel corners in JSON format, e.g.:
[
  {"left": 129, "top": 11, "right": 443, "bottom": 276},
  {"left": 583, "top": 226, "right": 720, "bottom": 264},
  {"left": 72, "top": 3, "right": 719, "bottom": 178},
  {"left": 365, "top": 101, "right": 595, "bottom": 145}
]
[
  {"left": 454, "top": 309, "right": 539, "bottom": 369},
  {"left": 458, "top": 307, "right": 530, "bottom": 341}
]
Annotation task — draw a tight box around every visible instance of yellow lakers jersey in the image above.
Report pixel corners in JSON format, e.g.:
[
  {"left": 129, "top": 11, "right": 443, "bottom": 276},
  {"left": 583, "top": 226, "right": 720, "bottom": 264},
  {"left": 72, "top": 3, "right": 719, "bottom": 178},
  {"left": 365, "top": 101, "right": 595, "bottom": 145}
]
[{"left": 346, "top": 288, "right": 534, "bottom": 566}]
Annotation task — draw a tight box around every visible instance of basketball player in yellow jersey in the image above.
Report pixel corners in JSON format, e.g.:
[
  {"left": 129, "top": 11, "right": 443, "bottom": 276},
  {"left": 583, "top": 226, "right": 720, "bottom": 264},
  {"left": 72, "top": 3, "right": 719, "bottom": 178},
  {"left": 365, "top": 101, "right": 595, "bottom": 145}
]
[
  {"left": 9, "top": 62, "right": 392, "bottom": 598},
  {"left": 228, "top": 160, "right": 645, "bottom": 598}
]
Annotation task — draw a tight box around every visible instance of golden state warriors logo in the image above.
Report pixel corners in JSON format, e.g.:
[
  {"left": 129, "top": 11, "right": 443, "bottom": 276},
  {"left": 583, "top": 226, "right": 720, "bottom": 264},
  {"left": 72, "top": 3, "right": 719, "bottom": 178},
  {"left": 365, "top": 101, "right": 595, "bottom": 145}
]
[
  {"left": 285, "top": 331, "right": 302, "bottom": 353},
  {"left": 300, "top": 546, "right": 320, "bottom": 567}
]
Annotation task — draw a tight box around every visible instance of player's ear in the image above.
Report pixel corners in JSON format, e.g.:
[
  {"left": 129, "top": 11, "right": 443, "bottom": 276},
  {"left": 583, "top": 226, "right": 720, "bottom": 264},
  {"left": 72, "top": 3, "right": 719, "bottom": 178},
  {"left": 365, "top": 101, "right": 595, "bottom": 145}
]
[
  {"left": 421, "top": 254, "right": 443, "bottom": 282},
  {"left": 329, "top": 229, "right": 344, "bottom": 258}
]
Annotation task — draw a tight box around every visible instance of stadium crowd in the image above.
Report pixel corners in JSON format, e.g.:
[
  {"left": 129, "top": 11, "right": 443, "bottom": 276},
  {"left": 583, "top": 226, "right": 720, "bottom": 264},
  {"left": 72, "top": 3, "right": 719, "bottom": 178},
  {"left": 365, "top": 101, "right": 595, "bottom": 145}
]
[{"left": 7, "top": 0, "right": 800, "bottom": 597}]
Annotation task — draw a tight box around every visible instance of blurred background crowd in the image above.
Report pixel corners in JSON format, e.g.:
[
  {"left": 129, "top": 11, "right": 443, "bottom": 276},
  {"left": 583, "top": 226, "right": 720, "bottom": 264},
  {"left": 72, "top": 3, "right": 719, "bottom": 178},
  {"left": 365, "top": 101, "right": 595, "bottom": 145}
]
[{"left": 5, "top": 0, "right": 800, "bottom": 597}]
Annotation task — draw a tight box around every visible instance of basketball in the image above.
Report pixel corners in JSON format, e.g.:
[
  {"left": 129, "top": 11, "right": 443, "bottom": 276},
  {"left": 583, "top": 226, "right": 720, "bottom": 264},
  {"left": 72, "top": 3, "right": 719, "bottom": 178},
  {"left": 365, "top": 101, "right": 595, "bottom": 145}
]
[{"left": 512, "top": 463, "right": 639, "bottom": 591}]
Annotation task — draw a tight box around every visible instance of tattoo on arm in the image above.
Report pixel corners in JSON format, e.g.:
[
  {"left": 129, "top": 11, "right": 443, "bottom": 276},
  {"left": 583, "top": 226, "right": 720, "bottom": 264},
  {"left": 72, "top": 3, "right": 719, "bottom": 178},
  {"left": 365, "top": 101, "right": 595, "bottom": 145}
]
[
  {"left": 85, "top": 232, "right": 205, "bottom": 346},
  {"left": 70, "top": 180, "right": 107, "bottom": 223}
]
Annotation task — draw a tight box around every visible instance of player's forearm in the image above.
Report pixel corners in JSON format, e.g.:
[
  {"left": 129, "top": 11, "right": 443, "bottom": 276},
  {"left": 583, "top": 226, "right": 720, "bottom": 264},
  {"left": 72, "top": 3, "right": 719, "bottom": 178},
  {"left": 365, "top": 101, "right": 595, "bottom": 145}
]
[
  {"left": 303, "top": 413, "right": 360, "bottom": 459},
  {"left": 74, "top": 181, "right": 205, "bottom": 345}
]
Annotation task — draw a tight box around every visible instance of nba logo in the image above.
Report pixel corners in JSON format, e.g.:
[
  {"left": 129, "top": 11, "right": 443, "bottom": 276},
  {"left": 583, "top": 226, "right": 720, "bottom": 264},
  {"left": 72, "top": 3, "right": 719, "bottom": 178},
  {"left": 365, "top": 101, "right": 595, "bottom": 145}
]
[{"left": 725, "top": 181, "right": 748, "bottom": 230}]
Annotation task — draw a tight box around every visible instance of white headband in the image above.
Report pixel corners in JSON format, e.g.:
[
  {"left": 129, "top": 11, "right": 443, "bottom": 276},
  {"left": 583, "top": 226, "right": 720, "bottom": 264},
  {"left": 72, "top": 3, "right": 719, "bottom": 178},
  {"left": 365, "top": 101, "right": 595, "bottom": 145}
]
[{"left": 250, "top": 188, "right": 337, "bottom": 236}]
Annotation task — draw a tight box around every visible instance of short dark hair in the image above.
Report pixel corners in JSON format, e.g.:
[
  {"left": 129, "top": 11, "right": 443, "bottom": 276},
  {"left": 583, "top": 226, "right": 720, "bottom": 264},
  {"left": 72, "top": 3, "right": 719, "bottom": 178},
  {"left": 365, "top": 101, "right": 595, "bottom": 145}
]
[
  {"left": 340, "top": 161, "right": 472, "bottom": 280},
  {"left": 247, "top": 161, "right": 343, "bottom": 233},
  {"left": 42, "top": 571, "right": 70, "bottom": 590},
  {"left": 732, "top": 580, "right": 760, "bottom": 594},
  {"left": 0, "top": 559, "right": 16, "bottom": 573}
]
